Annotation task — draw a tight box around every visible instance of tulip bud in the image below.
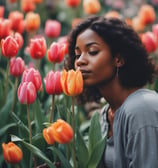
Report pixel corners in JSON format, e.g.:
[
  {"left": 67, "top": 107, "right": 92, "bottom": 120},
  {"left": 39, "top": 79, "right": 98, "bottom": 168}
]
[
  {"left": 0, "top": 19, "right": 12, "bottom": 39},
  {"left": 1, "top": 35, "right": 19, "bottom": 58},
  {"left": 65, "top": 0, "right": 81, "bottom": 7},
  {"left": 51, "top": 119, "right": 74, "bottom": 144},
  {"left": 141, "top": 31, "right": 157, "bottom": 53},
  {"left": 45, "top": 20, "right": 61, "bottom": 38},
  {"left": 21, "top": 0, "right": 35, "bottom": 13},
  {"left": 18, "top": 81, "right": 37, "bottom": 104},
  {"left": 10, "top": 57, "right": 25, "bottom": 77},
  {"left": 22, "top": 68, "right": 42, "bottom": 91},
  {"left": 43, "top": 126, "right": 55, "bottom": 145},
  {"left": 61, "top": 69, "right": 83, "bottom": 96},
  {"left": 47, "top": 42, "right": 66, "bottom": 63},
  {"left": 29, "top": 36, "right": 47, "bottom": 59},
  {"left": 2, "top": 142, "right": 23, "bottom": 164},
  {"left": 44, "top": 71, "right": 63, "bottom": 95}
]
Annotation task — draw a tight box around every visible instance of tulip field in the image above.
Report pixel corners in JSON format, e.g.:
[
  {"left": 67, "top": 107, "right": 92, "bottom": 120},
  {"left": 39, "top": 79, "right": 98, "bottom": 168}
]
[{"left": 0, "top": 0, "right": 158, "bottom": 168}]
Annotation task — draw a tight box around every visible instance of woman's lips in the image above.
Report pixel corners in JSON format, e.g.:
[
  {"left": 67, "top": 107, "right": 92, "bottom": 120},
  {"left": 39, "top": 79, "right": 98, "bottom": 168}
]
[{"left": 80, "top": 69, "right": 91, "bottom": 78}]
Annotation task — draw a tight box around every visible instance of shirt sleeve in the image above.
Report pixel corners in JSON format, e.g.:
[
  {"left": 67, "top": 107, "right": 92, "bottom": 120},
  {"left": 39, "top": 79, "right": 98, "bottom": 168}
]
[{"left": 126, "top": 126, "right": 158, "bottom": 168}]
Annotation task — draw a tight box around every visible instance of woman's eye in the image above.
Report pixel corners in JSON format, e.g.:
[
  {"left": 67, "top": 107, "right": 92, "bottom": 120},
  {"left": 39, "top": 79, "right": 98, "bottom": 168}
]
[
  {"left": 89, "top": 51, "right": 99, "bottom": 56},
  {"left": 75, "top": 54, "right": 81, "bottom": 59}
]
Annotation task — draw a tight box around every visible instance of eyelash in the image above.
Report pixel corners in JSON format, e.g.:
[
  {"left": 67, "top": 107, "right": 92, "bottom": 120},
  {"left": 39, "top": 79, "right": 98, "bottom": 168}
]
[{"left": 75, "top": 51, "right": 99, "bottom": 59}]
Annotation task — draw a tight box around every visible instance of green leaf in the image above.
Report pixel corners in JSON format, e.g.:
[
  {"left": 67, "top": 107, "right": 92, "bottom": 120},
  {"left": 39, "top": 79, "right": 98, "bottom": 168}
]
[
  {"left": 11, "top": 135, "right": 55, "bottom": 168},
  {"left": 88, "top": 112, "right": 102, "bottom": 156},
  {"left": 0, "top": 123, "right": 16, "bottom": 136},
  {"left": 76, "top": 129, "right": 88, "bottom": 168},
  {"left": 49, "top": 146, "right": 73, "bottom": 168},
  {"left": 88, "top": 136, "right": 106, "bottom": 168}
]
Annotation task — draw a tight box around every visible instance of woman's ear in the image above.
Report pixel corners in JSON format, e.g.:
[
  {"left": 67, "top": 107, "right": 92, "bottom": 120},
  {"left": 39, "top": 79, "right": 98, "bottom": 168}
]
[{"left": 115, "top": 54, "right": 125, "bottom": 67}]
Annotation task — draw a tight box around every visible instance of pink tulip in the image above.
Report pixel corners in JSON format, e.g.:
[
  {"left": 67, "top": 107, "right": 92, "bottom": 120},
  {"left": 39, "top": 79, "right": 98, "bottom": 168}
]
[
  {"left": 10, "top": 57, "right": 25, "bottom": 77},
  {"left": 152, "top": 24, "right": 158, "bottom": 47},
  {"left": 22, "top": 68, "right": 42, "bottom": 91},
  {"left": 44, "top": 71, "right": 63, "bottom": 95},
  {"left": 47, "top": 42, "right": 66, "bottom": 63},
  {"left": 45, "top": 20, "right": 61, "bottom": 38},
  {"left": 0, "top": 6, "right": 4, "bottom": 18},
  {"left": 18, "top": 81, "right": 36, "bottom": 104},
  {"left": 1, "top": 35, "right": 19, "bottom": 58},
  {"left": 141, "top": 31, "right": 157, "bottom": 53},
  {"left": 29, "top": 36, "right": 47, "bottom": 59}
]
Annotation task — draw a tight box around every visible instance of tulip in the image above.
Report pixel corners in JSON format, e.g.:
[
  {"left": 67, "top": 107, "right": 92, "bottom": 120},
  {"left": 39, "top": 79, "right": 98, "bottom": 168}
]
[
  {"left": 152, "top": 24, "right": 158, "bottom": 47},
  {"left": 65, "top": 0, "right": 81, "bottom": 7},
  {"left": 9, "top": 11, "right": 25, "bottom": 34},
  {"left": 25, "top": 12, "right": 40, "bottom": 32},
  {"left": 2, "top": 142, "right": 23, "bottom": 164},
  {"left": 9, "top": 0, "right": 18, "bottom": 3},
  {"left": 29, "top": 36, "right": 47, "bottom": 59},
  {"left": 22, "top": 68, "right": 42, "bottom": 91},
  {"left": 10, "top": 57, "right": 25, "bottom": 77},
  {"left": 1, "top": 35, "right": 19, "bottom": 58},
  {"left": 18, "top": 81, "right": 37, "bottom": 104},
  {"left": 0, "top": 6, "right": 4, "bottom": 18},
  {"left": 45, "top": 20, "right": 61, "bottom": 38},
  {"left": 83, "top": 0, "right": 101, "bottom": 15},
  {"left": 132, "top": 16, "right": 145, "bottom": 32},
  {"left": 104, "top": 11, "right": 122, "bottom": 19},
  {"left": 0, "top": 19, "right": 12, "bottom": 39},
  {"left": 138, "top": 4, "right": 156, "bottom": 25},
  {"left": 44, "top": 71, "right": 63, "bottom": 95},
  {"left": 21, "top": 0, "right": 35, "bottom": 13},
  {"left": 141, "top": 31, "right": 157, "bottom": 53},
  {"left": 57, "top": 36, "right": 69, "bottom": 54},
  {"left": 51, "top": 119, "right": 74, "bottom": 144},
  {"left": 43, "top": 126, "right": 55, "bottom": 145},
  {"left": 33, "top": 0, "right": 43, "bottom": 4},
  {"left": 61, "top": 69, "right": 83, "bottom": 96},
  {"left": 47, "top": 42, "right": 66, "bottom": 63}
]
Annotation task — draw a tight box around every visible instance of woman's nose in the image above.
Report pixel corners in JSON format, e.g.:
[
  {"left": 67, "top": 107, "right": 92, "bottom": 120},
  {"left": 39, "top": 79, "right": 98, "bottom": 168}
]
[{"left": 75, "top": 53, "right": 88, "bottom": 67}]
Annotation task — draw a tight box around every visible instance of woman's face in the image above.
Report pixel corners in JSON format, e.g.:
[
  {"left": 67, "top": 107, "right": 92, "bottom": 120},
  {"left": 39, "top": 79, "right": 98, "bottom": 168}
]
[{"left": 74, "top": 29, "right": 116, "bottom": 87}]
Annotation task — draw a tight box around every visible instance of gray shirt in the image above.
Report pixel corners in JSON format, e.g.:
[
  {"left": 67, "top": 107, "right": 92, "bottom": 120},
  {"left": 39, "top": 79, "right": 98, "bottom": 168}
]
[{"left": 99, "top": 88, "right": 158, "bottom": 168}]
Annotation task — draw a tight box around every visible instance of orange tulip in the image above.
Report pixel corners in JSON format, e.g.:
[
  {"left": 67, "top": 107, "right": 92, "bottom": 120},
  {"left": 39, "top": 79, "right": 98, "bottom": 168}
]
[
  {"left": 2, "top": 142, "right": 23, "bottom": 164},
  {"left": 43, "top": 126, "right": 55, "bottom": 145},
  {"left": 83, "top": 0, "right": 101, "bottom": 15},
  {"left": 138, "top": 4, "right": 156, "bottom": 25},
  {"left": 21, "top": 0, "right": 35, "bottom": 13},
  {"left": 61, "top": 69, "right": 83, "bottom": 96},
  {"left": 25, "top": 12, "right": 40, "bottom": 32},
  {"left": 104, "top": 11, "right": 122, "bottom": 19},
  {"left": 132, "top": 16, "right": 145, "bottom": 32},
  {"left": 51, "top": 119, "right": 73, "bottom": 144}
]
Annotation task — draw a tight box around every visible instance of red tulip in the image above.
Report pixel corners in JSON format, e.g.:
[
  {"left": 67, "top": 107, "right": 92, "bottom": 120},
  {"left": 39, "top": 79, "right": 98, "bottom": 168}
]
[
  {"left": 9, "top": 0, "right": 18, "bottom": 3},
  {"left": 1, "top": 35, "right": 19, "bottom": 58},
  {"left": 152, "top": 24, "right": 158, "bottom": 47},
  {"left": 10, "top": 57, "right": 25, "bottom": 77},
  {"left": 29, "top": 36, "right": 46, "bottom": 59},
  {"left": 45, "top": 20, "right": 61, "bottom": 38},
  {"left": 44, "top": 71, "right": 63, "bottom": 95},
  {"left": 57, "top": 36, "right": 69, "bottom": 54},
  {"left": 43, "top": 126, "right": 55, "bottom": 145},
  {"left": 51, "top": 119, "right": 74, "bottom": 144},
  {"left": 47, "top": 42, "right": 66, "bottom": 63},
  {"left": 25, "top": 12, "right": 40, "bottom": 32},
  {"left": 65, "top": 0, "right": 81, "bottom": 7},
  {"left": 61, "top": 69, "right": 83, "bottom": 96},
  {"left": 2, "top": 142, "right": 23, "bottom": 164},
  {"left": 141, "top": 31, "right": 157, "bottom": 53},
  {"left": 22, "top": 68, "right": 42, "bottom": 91},
  {"left": 0, "top": 18, "right": 12, "bottom": 39},
  {"left": 11, "top": 32, "right": 24, "bottom": 49},
  {"left": 18, "top": 81, "right": 36, "bottom": 104},
  {"left": 8, "top": 11, "right": 25, "bottom": 33},
  {"left": 0, "top": 6, "right": 4, "bottom": 18}
]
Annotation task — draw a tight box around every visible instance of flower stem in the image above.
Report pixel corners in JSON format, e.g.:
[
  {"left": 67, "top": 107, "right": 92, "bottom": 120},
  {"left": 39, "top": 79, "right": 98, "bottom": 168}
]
[
  {"left": 72, "top": 97, "right": 77, "bottom": 168},
  {"left": 49, "top": 94, "right": 55, "bottom": 122},
  {"left": 27, "top": 104, "right": 37, "bottom": 167},
  {"left": 11, "top": 77, "right": 19, "bottom": 112}
]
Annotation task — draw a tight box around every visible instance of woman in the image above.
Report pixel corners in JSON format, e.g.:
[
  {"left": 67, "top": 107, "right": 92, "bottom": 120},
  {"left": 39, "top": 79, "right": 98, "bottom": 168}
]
[{"left": 65, "top": 15, "right": 158, "bottom": 168}]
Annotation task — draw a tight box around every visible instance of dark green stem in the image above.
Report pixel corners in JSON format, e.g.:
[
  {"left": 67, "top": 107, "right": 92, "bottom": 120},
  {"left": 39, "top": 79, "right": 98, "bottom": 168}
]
[
  {"left": 49, "top": 94, "right": 55, "bottom": 122},
  {"left": 72, "top": 97, "right": 77, "bottom": 168},
  {"left": 11, "top": 77, "right": 19, "bottom": 112}
]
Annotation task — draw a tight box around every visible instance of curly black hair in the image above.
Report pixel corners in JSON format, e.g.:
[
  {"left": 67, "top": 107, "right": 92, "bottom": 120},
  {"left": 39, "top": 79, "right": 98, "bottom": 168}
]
[{"left": 64, "top": 15, "right": 158, "bottom": 103}]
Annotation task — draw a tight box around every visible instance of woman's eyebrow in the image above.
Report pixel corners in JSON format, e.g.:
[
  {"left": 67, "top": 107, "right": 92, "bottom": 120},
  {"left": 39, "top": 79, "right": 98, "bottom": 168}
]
[{"left": 75, "top": 42, "right": 99, "bottom": 50}]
